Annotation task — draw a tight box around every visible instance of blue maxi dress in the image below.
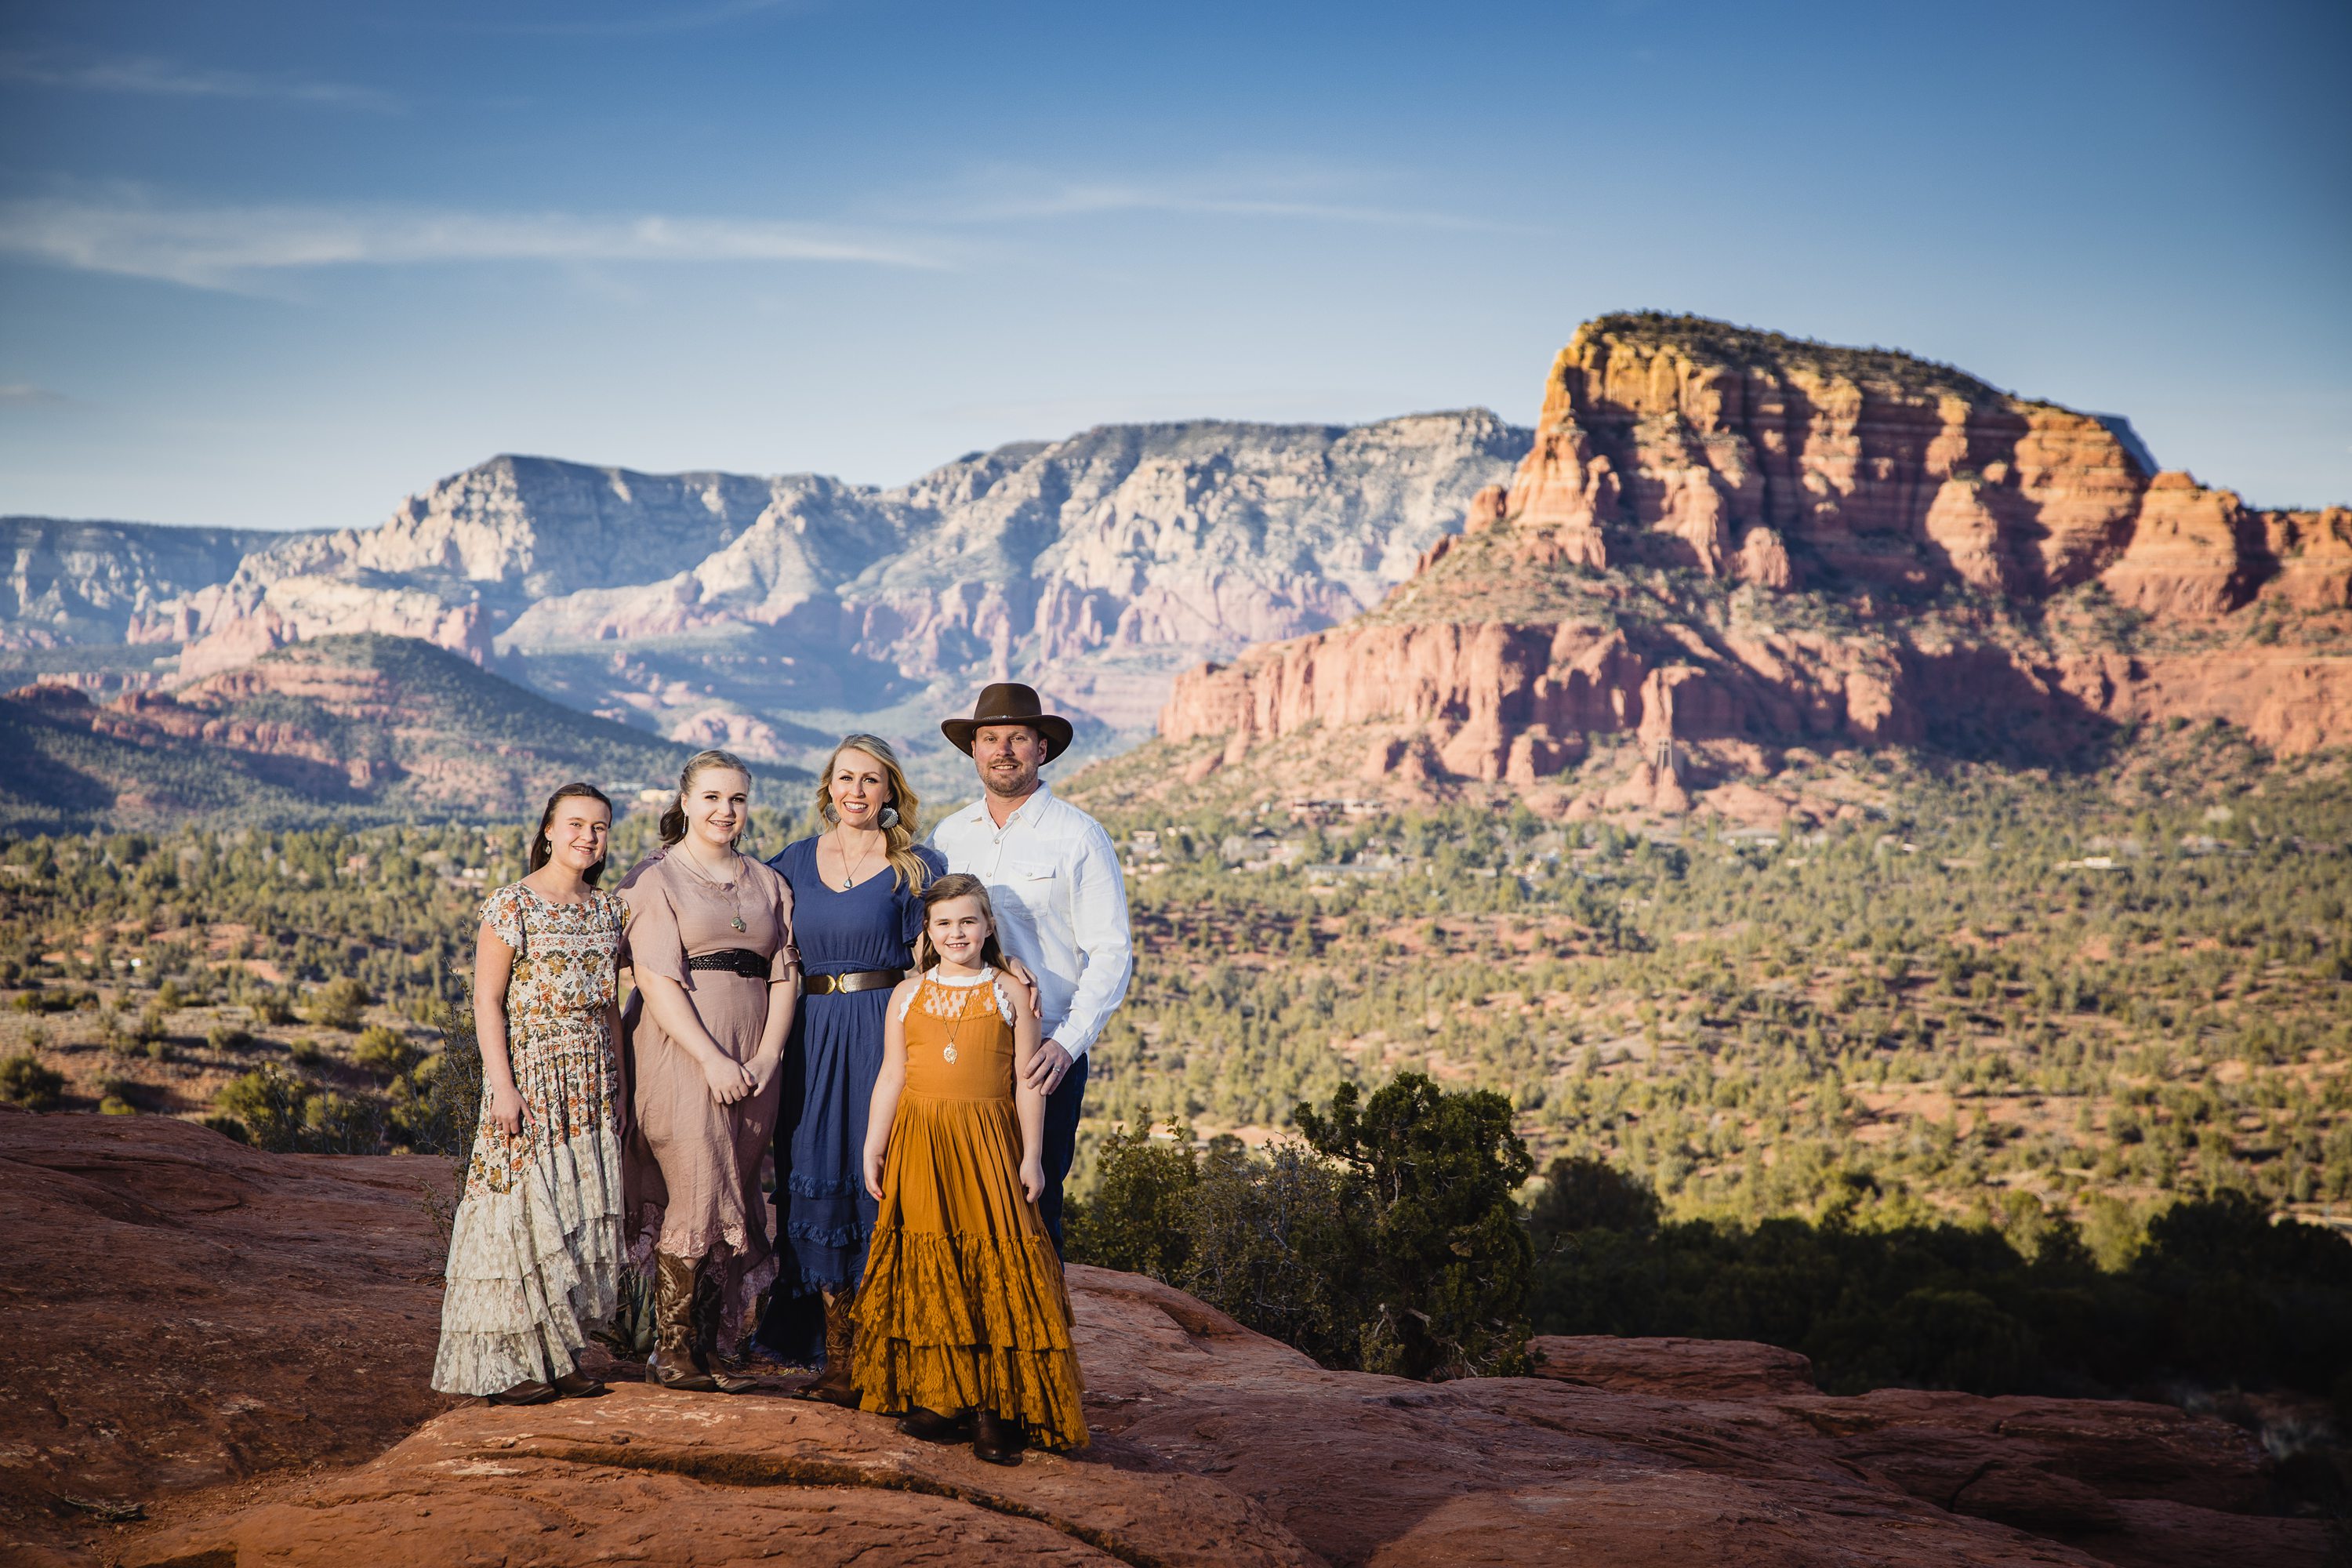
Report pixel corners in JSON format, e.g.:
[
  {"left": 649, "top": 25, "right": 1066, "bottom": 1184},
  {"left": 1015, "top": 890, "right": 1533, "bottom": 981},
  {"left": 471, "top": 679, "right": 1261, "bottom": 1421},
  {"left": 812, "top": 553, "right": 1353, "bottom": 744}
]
[{"left": 757, "top": 837, "right": 944, "bottom": 1366}]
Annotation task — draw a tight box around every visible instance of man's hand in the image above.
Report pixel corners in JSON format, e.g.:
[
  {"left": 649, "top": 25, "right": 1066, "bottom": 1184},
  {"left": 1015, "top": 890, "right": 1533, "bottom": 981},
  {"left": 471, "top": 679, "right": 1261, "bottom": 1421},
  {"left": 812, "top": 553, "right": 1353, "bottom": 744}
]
[
  {"left": 1023, "top": 1038, "right": 1073, "bottom": 1095},
  {"left": 1000, "top": 955, "right": 1042, "bottom": 1018}
]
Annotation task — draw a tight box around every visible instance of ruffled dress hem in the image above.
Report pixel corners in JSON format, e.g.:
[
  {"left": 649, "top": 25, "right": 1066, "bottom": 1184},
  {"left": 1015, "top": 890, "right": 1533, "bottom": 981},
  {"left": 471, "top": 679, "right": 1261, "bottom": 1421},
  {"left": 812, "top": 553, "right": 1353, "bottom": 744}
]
[{"left": 431, "top": 1125, "right": 624, "bottom": 1396}]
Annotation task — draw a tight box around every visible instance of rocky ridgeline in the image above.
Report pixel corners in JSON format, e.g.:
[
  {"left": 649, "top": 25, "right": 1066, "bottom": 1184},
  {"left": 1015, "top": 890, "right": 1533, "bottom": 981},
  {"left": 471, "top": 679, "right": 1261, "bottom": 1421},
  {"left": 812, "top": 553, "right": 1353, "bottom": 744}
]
[
  {"left": 113, "top": 414, "right": 1525, "bottom": 766},
  {"left": 2, "top": 1110, "right": 2328, "bottom": 1567},
  {"left": 3, "top": 633, "right": 687, "bottom": 830},
  {"left": 1, "top": 517, "right": 304, "bottom": 651},
  {"left": 1155, "top": 314, "right": 2352, "bottom": 815}
]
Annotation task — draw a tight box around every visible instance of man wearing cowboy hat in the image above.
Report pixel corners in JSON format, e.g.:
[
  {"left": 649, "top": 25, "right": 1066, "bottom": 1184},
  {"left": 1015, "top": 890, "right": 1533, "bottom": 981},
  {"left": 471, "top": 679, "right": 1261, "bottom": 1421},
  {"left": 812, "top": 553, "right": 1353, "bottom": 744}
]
[{"left": 929, "top": 682, "right": 1133, "bottom": 1254}]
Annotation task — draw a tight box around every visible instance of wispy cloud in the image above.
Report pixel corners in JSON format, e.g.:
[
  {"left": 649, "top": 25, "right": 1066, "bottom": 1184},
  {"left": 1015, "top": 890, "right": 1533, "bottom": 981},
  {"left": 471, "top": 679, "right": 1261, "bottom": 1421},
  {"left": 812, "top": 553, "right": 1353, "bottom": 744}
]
[
  {"left": 441, "top": 0, "right": 818, "bottom": 37},
  {"left": 0, "top": 52, "right": 400, "bottom": 111},
  {"left": 960, "top": 182, "right": 1505, "bottom": 233},
  {"left": 0, "top": 194, "right": 948, "bottom": 290},
  {"left": 917, "top": 162, "right": 1522, "bottom": 235},
  {"left": 0, "top": 383, "right": 67, "bottom": 408}
]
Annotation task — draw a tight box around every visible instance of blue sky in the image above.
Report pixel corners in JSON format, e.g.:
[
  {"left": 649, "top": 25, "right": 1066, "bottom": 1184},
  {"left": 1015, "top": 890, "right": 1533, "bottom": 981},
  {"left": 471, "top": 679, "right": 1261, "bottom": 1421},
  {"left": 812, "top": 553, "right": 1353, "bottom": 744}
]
[{"left": 1, "top": 0, "right": 2346, "bottom": 529}]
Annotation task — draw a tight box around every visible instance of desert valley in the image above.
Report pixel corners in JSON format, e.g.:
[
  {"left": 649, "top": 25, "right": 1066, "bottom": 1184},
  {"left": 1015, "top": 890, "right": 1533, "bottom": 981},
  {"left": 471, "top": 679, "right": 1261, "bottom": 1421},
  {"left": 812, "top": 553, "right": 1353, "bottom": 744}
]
[{"left": 4, "top": 314, "right": 2349, "bottom": 1566}]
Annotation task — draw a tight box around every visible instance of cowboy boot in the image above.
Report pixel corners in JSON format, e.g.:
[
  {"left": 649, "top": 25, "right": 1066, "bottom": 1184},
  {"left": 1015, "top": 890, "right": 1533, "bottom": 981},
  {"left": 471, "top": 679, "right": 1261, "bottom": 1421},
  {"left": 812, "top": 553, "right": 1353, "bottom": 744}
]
[
  {"left": 971, "top": 1409, "right": 1027, "bottom": 1466},
  {"left": 647, "top": 1253, "right": 720, "bottom": 1392},
  {"left": 552, "top": 1355, "right": 608, "bottom": 1399},
  {"left": 691, "top": 1260, "right": 757, "bottom": 1395},
  {"left": 797, "top": 1284, "right": 861, "bottom": 1408}
]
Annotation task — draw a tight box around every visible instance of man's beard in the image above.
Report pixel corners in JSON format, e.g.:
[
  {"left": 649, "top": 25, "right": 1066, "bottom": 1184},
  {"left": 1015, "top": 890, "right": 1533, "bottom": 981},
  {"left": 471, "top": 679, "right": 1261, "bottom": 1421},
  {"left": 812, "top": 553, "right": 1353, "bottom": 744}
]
[{"left": 982, "top": 760, "right": 1036, "bottom": 798}]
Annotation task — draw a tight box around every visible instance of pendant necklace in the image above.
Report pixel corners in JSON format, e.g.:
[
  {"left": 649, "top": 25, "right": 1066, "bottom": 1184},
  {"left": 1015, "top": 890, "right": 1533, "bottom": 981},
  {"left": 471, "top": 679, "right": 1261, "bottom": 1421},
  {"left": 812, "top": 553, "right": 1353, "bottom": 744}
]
[
  {"left": 934, "top": 965, "right": 990, "bottom": 1065},
  {"left": 684, "top": 844, "right": 750, "bottom": 932},
  {"left": 833, "top": 826, "right": 879, "bottom": 892}
]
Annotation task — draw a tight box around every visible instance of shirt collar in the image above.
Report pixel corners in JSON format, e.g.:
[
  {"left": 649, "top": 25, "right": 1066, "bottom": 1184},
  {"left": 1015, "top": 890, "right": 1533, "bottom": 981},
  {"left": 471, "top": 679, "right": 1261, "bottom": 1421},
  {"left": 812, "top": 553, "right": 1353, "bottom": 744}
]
[{"left": 975, "top": 778, "right": 1054, "bottom": 830}]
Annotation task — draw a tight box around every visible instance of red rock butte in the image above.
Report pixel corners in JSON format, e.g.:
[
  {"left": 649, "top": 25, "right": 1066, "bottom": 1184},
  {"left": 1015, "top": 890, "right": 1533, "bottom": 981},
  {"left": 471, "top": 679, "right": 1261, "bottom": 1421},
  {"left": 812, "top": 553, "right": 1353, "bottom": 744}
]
[{"left": 1152, "top": 313, "right": 2352, "bottom": 815}]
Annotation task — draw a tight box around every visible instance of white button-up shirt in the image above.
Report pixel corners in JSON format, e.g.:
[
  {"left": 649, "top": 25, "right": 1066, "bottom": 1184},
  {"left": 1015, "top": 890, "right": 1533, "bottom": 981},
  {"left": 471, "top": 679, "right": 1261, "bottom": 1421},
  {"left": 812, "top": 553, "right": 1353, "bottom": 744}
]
[{"left": 927, "top": 780, "right": 1132, "bottom": 1060}]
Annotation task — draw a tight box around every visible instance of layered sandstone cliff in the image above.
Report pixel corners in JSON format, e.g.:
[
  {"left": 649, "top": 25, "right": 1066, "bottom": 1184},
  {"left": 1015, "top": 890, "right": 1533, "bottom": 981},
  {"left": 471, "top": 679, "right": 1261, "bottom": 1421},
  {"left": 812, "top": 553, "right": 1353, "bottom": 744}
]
[
  {"left": 1, "top": 516, "right": 302, "bottom": 651},
  {"left": 122, "top": 416, "right": 1526, "bottom": 771},
  {"left": 1152, "top": 315, "right": 2351, "bottom": 811}
]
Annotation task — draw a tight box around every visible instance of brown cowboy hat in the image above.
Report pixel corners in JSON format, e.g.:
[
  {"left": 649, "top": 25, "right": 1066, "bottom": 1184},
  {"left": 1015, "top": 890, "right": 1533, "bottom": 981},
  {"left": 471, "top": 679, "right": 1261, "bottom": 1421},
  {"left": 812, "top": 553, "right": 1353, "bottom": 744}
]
[{"left": 941, "top": 682, "right": 1075, "bottom": 761}]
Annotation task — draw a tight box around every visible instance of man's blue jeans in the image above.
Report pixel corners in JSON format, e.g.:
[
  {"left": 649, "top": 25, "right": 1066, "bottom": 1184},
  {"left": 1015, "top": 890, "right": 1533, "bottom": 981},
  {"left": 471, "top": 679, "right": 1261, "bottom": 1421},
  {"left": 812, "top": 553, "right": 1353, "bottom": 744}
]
[{"left": 1038, "top": 1050, "right": 1089, "bottom": 1257}]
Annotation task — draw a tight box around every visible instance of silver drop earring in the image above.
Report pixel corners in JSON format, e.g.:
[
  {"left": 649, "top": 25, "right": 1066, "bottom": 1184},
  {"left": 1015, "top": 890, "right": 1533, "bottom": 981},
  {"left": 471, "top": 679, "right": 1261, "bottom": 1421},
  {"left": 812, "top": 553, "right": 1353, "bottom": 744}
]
[{"left": 877, "top": 804, "right": 900, "bottom": 829}]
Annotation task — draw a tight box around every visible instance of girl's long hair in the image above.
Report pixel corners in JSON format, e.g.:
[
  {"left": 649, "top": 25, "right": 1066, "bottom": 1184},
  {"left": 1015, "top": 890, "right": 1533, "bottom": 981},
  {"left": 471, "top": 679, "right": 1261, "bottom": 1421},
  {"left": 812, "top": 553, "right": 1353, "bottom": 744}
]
[
  {"left": 658, "top": 749, "right": 753, "bottom": 848},
  {"left": 812, "top": 732, "right": 932, "bottom": 891},
  {"left": 528, "top": 782, "right": 615, "bottom": 886},
  {"left": 913, "top": 873, "right": 1007, "bottom": 973}
]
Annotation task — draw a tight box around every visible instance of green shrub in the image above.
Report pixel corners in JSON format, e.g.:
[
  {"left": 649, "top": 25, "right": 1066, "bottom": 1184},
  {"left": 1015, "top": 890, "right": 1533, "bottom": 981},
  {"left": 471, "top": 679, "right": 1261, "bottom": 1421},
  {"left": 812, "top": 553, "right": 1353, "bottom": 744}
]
[
  {"left": 252, "top": 993, "right": 296, "bottom": 1027},
  {"left": 11, "top": 989, "right": 78, "bottom": 1014},
  {"left": 1073, "top": 1076, "right": 1537, "bottom": 1381},
  {"left": 302, "top": 1091, "right": 383, "bottom": 1153},
  {"left": 203, "top": 1113, "right": 252, "bottom": 1144},
  {"left": 216, "top": 1065, "right": 311, "bottom": 1152},
  {"left": 400, "top": 996, "right": 486, "bottom": 1156},
  {"left": 305, "top": 977, "right": 369, "bottom": 1032},
  {"left": 1296, "top": 1073, "right": 1535, "bottom": 1378},
  {"left": 1527, "top": 1155, "right": 1662, "bottom": 1237},
  {"left": 288, "top": 1037, "right": 324, "bottom": 1066},
  {"left": 206, "top": 1024, "right": 254, "bottom": 1053},
  {"left": 1180, "top": 1137, "right": 1359, "bottom": 1367},
  {"left": 354, "top": 1024, "right": 422, "bottom": 1080},
  {"left": 1065, "top": 1123, "right": 1200, "bottom": 1279},
  {"left": 0, "top": 1051, "right": 66, "bottom": 1111}
]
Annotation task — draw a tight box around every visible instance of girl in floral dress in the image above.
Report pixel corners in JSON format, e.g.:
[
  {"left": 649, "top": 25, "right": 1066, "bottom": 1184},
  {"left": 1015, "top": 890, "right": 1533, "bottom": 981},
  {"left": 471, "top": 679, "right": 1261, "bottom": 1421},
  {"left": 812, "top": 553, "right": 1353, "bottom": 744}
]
[
  {"left": 431, "top": 783, "right": 628, "bottom": 1405},
  {"left": 854, "top": 873, "right": 1085, "bottom": 1465}
]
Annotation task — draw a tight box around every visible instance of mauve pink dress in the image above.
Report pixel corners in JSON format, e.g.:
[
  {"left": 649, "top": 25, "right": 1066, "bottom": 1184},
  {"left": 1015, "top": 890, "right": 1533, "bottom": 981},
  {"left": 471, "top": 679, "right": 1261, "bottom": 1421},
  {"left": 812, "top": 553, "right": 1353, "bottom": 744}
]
[{"left": 616, "top": 845, "right": 797, "bottom": 1351}]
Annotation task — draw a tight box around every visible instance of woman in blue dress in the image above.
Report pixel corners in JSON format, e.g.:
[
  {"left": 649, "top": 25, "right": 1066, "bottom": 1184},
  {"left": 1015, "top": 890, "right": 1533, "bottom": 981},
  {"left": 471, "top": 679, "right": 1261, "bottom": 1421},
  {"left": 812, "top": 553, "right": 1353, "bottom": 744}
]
[{"left": 758, "top": 733, "right": 945, "bottom": 1403}]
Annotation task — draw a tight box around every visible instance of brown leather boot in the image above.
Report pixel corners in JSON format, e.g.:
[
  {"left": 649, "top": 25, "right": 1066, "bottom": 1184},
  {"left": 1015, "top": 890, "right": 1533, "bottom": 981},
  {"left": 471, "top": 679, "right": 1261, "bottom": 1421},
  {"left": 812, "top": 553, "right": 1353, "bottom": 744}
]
[
  {"left": 552, "top": 1364, "right": 607, "bottom": 1399},
  {"left": 488, "top": 1379, "right": 557, "bottom": 1406},
  {"left": 972, "top": 1409, "right": 1026, "bottom": 1466},
  {"left": 797, "top": 1284, "right": 861, "bottom": 1408},
  {"left": 647, "top": 1253, "right": 720, "bottom": 1392},
  {"left": 691, "top": 1260, "right": 757, "bottom": 1395}
]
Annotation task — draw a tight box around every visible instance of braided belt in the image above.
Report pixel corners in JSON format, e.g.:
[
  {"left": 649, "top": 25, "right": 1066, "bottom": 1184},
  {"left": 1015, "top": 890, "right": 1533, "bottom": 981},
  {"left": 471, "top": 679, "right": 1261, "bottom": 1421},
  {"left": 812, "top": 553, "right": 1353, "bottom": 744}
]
[
  {"left": 685, "top": 949, "right": 770, "bottom": 979},
  {"left": 803, "top": 967, "right": 906, "bottom": 996}
]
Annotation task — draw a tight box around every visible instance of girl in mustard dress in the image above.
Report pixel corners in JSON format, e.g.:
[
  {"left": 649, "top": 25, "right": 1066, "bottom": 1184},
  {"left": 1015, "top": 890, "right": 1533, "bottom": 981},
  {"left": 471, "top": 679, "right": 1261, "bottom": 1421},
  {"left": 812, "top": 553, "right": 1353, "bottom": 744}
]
[{"left": 853, "top": 873, "right": 1085, "bottom": 1464}]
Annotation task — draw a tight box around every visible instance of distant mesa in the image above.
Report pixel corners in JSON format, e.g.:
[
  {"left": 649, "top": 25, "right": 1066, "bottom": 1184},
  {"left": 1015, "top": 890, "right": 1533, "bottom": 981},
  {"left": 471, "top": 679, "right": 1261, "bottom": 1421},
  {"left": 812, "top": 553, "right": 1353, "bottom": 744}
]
[{"left": 1131, "top": 312, "right": 2352, "bottom": 821}]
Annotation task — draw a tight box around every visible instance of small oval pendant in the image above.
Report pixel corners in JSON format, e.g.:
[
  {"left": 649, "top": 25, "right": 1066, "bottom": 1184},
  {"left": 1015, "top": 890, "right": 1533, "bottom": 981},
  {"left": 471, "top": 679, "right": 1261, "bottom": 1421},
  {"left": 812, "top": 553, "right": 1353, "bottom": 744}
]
[
  {"left": 942, "top": 1046, "right": 957, "bottom": 1064},
  {"left": 730, "top": 916, "right": 746, "bottom": 932}
]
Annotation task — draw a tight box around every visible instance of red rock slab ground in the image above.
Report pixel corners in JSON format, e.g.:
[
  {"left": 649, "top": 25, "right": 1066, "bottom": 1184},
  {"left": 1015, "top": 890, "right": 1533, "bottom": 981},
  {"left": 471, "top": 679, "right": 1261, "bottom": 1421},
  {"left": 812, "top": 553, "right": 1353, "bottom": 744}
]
[
  {"left": 117, "top": 1385, "right": 1316, "bottom": 1568},
  {"left": 1531, "top": 1331, "right": 1819, "bottom": 1398},
  {"left": 2, "top": 1112, "right": 2336, "bottom": 1567},
  {"left": 0, "top": 1109, "right": 463, "bottom": 1548},
  {"left": 1526, "top": 1333, "right": 2333, "bottom": 1567}
]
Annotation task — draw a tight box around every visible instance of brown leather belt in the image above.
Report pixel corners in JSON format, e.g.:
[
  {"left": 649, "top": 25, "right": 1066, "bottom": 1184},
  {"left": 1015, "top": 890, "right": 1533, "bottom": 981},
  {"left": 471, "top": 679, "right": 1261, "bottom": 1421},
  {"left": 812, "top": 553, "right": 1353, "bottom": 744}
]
[{"left": 803, "top": 967, "right": 905, "bottom": 996}]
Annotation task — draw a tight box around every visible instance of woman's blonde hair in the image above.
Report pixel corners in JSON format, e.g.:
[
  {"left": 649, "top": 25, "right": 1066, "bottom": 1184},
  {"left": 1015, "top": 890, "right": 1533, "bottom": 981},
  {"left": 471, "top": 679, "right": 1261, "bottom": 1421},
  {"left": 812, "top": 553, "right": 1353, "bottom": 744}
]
[
  {"left": 913, "top": 873, "right": 1007, "bottom": 973},
  {"left": 812, "top": 733, "right": 932, "bottom": 891},
  {"left": 659, "top": 749, "right": 753, "bottom": 848}
]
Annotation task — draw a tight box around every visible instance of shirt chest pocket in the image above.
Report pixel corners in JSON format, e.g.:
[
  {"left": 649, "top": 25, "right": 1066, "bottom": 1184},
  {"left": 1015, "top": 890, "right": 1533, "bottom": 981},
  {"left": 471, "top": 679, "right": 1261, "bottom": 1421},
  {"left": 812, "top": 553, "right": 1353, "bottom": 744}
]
[{"left": 1001, "top": 856, "right": 1062, "bottom": 908}]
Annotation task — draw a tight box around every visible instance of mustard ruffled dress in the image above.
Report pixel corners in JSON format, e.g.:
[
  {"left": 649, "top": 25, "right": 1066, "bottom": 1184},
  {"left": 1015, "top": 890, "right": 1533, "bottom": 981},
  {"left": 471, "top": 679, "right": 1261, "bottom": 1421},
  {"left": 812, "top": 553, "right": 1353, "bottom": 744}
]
[{"left": 851, "top": 967, "right": 1086, "bottom": 1450}]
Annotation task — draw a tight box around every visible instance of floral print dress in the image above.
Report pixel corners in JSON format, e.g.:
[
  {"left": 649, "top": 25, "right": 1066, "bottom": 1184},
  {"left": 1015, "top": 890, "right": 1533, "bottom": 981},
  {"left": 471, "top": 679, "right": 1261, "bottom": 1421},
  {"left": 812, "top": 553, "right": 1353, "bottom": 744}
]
[{"left": 430, "top": 883, "right": 628, "bottom": 1395}]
